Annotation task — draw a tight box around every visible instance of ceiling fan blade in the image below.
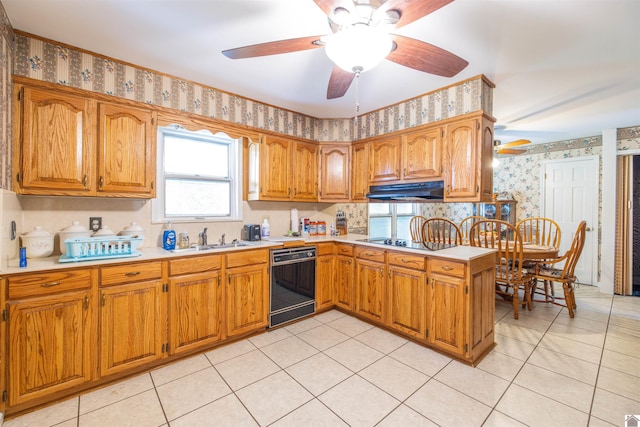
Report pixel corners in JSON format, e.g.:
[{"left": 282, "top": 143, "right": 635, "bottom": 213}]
[
  {"left": 386, "top": 34, "right": 468, "bottom": 77},
  {"left": 500, "top": 139, "right": 531, "bottom": 148},
  {"left": 327, "top": 66, "right": 355, "bottom": 99},
  {"left": 222, "top": 35, "right": 324, "bottom": 59},
  {"left": 313, "top": 0, "right": 354, "bottom": 17},
  {"left": 378, "top": 0, "right": 453, "bottom": 29},
  {"left": 497, "top": 148, "right": 527, "bottom": 155}
]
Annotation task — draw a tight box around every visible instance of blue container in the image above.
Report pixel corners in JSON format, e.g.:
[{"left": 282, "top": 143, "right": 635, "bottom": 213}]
[
  {"left": 163, "top": 229, "right": 176, "bottom": 250},
  {"left": 19, "top": 247, "right": 27, "bottom": 268}
]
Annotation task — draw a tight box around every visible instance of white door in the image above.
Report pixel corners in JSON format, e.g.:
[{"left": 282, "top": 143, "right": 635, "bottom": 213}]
[{"left": 542, "top": 156, "right": 598, "bottom": 285}]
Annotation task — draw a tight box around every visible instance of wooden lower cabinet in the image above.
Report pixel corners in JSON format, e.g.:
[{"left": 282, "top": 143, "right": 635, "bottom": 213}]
[
  {"left": 387, "top": 265, "right": 426, "bottom": 340},
  {"left": 427, "top": 271, "right": 467, "bottom": 357},
  {"left": 354, "top": 258, "right": 386, "bottom": 323},
  {"left": 8, "top": 289, "right": 93, "bottom": 407},
  {"left": 168, "top": 255, "right": 224, "bottom": 355},
  {"left": 315, "top": 243, "right": 335, "bottom": 310},
  {"left": 225, "top": 250, "right": 269, "bottom": 338},
  {"left": 99, "top": 280, "right": 166, "bottom": 377},
  {"left": 334, "top": 245, "right": 354, "bottom": 310}
]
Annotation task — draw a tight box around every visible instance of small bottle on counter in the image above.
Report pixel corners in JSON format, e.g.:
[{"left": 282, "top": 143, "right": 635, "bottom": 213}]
[
  {"left": 261, "top": 218, "right": 270, "bottom": 238},
  {"left": 317, "top": 221, "right": 326, "bottom": 235},
  {"left": 178, "top": 231, "right": 190, "bottom": 249},
  {"left": 19, "top": 247, "right": 27, "bottom": 268},
  {"left": 162, "top": 221, "right": 176, "bottom": 250}
]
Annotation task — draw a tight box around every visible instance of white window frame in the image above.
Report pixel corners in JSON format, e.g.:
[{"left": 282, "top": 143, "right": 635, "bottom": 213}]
[
  {"left": 368, "top": 203, "right": 418, "bottom": 239},
  {"left": 152, "top": 125, "right": 242, "bottom": 223}
]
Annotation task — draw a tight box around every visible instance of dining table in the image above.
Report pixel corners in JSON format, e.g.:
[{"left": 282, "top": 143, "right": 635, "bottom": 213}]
[{"left": 520, "top": 243, "right": 559, "bottom": 261}]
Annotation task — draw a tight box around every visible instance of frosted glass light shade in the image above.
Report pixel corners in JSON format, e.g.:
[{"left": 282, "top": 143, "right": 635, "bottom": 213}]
[{"left": 325, "top": 25, "right": 393, "bottom": 73}]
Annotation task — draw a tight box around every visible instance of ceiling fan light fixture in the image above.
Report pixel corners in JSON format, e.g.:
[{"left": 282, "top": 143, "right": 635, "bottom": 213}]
[{"left": 324, "top": 24, "right": 393, "bottom": 73}]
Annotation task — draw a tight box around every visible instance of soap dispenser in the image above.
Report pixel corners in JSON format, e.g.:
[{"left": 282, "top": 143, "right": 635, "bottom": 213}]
[{"left": 261, "top": 218, "right": 270, "bottom": 238}]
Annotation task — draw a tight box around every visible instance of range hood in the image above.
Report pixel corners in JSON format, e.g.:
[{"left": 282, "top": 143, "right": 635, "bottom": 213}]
[{"left": 366, "top": 181, "right": 445, "bottom": 202}]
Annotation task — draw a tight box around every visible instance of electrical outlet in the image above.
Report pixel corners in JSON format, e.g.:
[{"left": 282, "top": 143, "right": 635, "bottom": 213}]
[{"left": 90, "top": 217, "right": 102, "bottom": 232}]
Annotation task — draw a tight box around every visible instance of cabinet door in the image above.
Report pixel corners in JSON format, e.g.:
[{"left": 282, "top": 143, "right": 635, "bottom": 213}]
[
  {"left": 388, "top": 265, "right": 426, "bottom": 340},
  {"left": 402, "top": 127, "right": 442, "bottom": 181},
  {"left": 334, "top": 255, "right": 354, "bottom": 310},
  {"left": 292, "top": 140, "right": 318, "bottom": 201},
  {"left": 18, "top": 87, "right": 95, "bottom": 195},
  {"left": 428, "top": 273, "right": 466, "bottom": 357},
  {"left": 316, "top": 255, "right": 335, "bottom": 310},
  {"left": 370, "top": 137, "right": 401, "bottom": 184},
  {"left": 351, "top": 142, "right": 369, "bottom": 200},
  {"left": 355, "top": 259, "right": 386, "bottom": 323},
  {"left": 100, "top": 280, "right": 165, "bottom": 377},
  {"left": 98, "top": 102, "right": 156, "bottom": 197},
  {"left": 260, "top": 135, "right": 291, "bottom": 200},
  {"left": 444, "top": 118, "right": 479, "bottom": 201},
  {"left": 319, "top": 145, "right": 350, "bottom": 202},
  {"left": 8, "top": 290, "right": 93, "bottom": 406},
  {"left": 169, "top": 271, "right": 224, "bottom": 355},
  {"left": 226, "top": 264, "right": 269, "bottom": 337}
]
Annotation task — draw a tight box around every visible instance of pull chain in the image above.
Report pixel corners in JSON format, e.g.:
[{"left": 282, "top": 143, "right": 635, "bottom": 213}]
[{"left": 353, "top": 66, "right": 363, "bottom": 138}]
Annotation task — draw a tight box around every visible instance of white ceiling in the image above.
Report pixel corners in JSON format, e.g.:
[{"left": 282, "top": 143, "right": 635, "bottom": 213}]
[{"left": 3, "top": 0, "right": 640, "bottom": 144}]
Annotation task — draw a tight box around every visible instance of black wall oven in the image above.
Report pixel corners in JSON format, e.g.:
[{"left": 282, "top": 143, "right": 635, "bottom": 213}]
[{"left": 269, "top": 246, "right": 316, "bottom": 327}]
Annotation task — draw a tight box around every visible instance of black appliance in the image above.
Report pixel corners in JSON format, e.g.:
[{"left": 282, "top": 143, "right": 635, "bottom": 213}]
[
  {"left": 241, "top": 224, "right": 261, "bottom": 241},
  {"left": 366, "top": 181, "right": 445, "bottom": 201},
  {"left": 269, "top": 246, "right": 316, "bottom": 327},
  {"left": 357, "top": 238, "right": 457, "bottom": 251}
]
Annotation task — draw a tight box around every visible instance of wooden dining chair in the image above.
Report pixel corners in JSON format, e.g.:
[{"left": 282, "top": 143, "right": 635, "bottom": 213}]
[
  {"left": 421, "top": 218, "right": 462, "bottom": 245},
  {"left": 469, "top": 219, "right": 534, "bottom": 319},
  {"left": 531, "top": 221, "right": 587, "bottom": 318},
  {"left": 409, "top": 215, "right": 427, "bottom": 242},
  {"left": 516, "top": 217, "right": 561, "bottom": 249},
  {"left": 458, "top": 215, "right": 485, "bottom": 245}
]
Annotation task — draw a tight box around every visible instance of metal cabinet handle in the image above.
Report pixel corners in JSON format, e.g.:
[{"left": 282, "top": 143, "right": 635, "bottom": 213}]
[
  {"left": 441, "top": 265, "right": 453, "bottom": 271},
  {"left": 41, "top": 281, "right": 61, "bottom": 288},
  {"left": 125, "top": 271, "right": 141, "bottom": 277},
  {"left": 99, "top": 176, "right": 104, "bottom": 187},
  {"left": 83, "top": 175, "right": 88, "bottom": 187}
]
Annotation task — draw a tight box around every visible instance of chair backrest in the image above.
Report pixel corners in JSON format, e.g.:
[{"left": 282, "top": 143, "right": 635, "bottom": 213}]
[
  {"left": 556, "top": 220, "right": 588, "bottom": 280},
  {"left": 421, "top": 218, "right": 462, "bottom": 245},
  {"left": 459, "top": 215, "right": 485, "bottom": 245},
  {"left": 409, "top": 216, "right": 427, "bottom": 242},
  {"left": 469, "top": 219, "right": 525, "bottom": 281},
  {"left": 516, "top": 217, "right": 562, "bottom": 249}
]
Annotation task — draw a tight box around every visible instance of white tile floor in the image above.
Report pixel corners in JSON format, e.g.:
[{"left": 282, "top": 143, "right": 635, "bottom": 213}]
[{"left": 4, "top": 285, "right": 640, "bottom": 427}]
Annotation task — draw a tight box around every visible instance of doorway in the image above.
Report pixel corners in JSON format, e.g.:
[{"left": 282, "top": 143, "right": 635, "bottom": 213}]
[{"left": 542, "top": 156, "right": 599, "bottom": 285}]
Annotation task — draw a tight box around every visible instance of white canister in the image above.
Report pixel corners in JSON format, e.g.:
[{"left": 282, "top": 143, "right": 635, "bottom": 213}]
[
  {"left": 59, "top": 221, "right": 91, "bottom": 254},
  {"left": 290, "top": 208, "right": 299, "bottom": 233},
  {"left": 119, "top": 221, "right": 145, "bottom": 248},
  {"left": 21, "top": 226, "right": 54, "bottom": 258}
]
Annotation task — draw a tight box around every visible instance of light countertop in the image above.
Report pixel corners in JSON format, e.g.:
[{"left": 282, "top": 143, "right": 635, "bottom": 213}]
[{"left": 1, "top": 234, "right": 495, "bottom": 275}]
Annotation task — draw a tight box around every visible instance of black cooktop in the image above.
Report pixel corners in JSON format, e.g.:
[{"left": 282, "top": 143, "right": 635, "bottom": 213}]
[{"left": 357, "top": 238, "right": 457, "bottom": 251}]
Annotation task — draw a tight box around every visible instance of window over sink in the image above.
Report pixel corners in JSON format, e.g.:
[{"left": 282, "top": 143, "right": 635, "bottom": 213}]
[
  {"left": 152, "top": 125, "right": 242, "bottom": 223},
  {"left": 368, "top": 203, "right": 417, "bottom": 240}
]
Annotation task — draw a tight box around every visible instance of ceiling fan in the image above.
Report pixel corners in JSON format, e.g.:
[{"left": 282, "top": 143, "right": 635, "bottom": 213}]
[
  {"left": 494, "top": 139, "right": 532, "bottom": 155},
  {"left": 222, "top": 0, "right": 468, "bottom": 100}
]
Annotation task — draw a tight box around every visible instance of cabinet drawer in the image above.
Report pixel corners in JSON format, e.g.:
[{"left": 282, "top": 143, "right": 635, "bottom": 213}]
[
  {"left": 226, "top": 249, "right": 268, "bottom": 269},
  {"left": 169, "top": 254, "right": 222, "bottom": 276},
  {"left": 388, "top": 252, "right": 426, "bottom": 270},
  {"left": 430, "top": 258, "right": 465, "bottom": 277},
  {"left": 8, "top": 269, "right": 92, "bottom": 299},
  {"left": 335, "top": 244, "right": 353, "bottom": 257},
  {"left": 100, "top": 261, "right": 163, "bottom": 286},
  {"left": 315, "top": 242, "right": 335, "bottom": 256},
  {"left": 355, "top": 246, "right": 386, "bottom": 263}
]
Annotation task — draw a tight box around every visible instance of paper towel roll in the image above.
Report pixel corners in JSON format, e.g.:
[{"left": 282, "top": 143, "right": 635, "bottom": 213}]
[{"left": 291, "top": 208, "right": 298, "bottom": 232}]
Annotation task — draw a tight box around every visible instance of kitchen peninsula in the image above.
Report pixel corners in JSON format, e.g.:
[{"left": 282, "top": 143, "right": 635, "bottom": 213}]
[{"left": 0, "top": 234, "right": 495, "bottom": 416}]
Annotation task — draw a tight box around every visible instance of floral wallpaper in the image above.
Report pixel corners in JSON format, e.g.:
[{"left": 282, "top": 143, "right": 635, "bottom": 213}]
[
  {"left": 0, "top": 2, "right": 12, "bottom": 190},
  {"left": 13, "top": 32, "right": 490, "bottom": 145},
  {"left": 618, "top": 126, "right": 640, "bottom": 151}
]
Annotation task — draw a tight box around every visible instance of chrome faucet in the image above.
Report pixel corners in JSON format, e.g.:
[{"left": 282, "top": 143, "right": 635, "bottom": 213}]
[
  {"left": 220, "top": 233, "right": 226, "bottom": 246},
  {"left": 199, "top": 227, "right": 208, "bottom": 246}
]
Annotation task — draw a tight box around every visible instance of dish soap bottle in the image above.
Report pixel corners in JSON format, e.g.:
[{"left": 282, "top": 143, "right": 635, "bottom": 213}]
[
  {"left": 163, "top": 221, "right": 176, "bottom": 250},
  {"left": 261, "top": 218, "right": 270, "bottom": 239}
]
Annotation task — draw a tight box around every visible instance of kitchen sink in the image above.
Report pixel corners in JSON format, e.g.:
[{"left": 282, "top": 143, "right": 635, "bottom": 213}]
[{"left": 170, "top": 241, "right": 251, "bottom": 253}]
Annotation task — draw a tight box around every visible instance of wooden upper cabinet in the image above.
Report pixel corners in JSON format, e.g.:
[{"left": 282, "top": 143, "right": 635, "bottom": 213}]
[
  {"left": 14, "top": 81, "right": 157, "bottom": 198},
  {"left": 369, "top": 136, "right": 401, "bottom": 184},
  {"left": 318, "top": 144, "right": 349, "bottom": 202},
  {"left": 351, "top": 142, "right": 369, "bottom": 200},
  {"left": 292, "top": 140, "right": 318, "bottom": 201},
  {"left": 98, "top": 102, "right": 156, "bottom": 198},
  {"left": 258, "top": 135, "right": 291, "bottom": 200},
  {"left": 17, "top": 86, "right": 95, "bottom": 195},
  {"left": 402, "top": 127, "right": 443, "bottom": 181},
  {"left": 443, "top": 113, "right": 493, "bottom": 202}
]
